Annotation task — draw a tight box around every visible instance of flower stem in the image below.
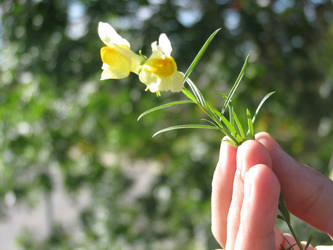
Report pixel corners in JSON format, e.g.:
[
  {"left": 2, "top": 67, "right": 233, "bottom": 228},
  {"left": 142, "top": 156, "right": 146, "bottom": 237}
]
[{"left": 278, "top": 195, "right": 303, "bottom": 249}]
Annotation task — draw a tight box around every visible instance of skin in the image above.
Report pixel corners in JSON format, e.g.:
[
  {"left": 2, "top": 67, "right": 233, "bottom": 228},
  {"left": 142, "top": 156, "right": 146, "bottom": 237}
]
[{"left": 211, "top": 132, "right": 333, "bottom": 250}]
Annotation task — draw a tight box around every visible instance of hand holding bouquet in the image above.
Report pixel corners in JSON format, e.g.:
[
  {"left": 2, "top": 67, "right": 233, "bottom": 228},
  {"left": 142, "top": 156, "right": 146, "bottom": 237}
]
[{"left": 98, "top": 22, "right": 333, "bottom": 249}]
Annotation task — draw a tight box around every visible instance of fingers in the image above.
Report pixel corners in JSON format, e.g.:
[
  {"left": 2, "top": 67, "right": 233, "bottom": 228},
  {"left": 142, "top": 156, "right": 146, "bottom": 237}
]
[
  {"left": 235, "top": 164, "right": 280, "bottom": 250},
  {"left": 211, "top": 138, "right": 237, "bottom": 247},
  {"left": 226, "top": 140, "right": 273, "bottom": 250},
  {"left": 256, "top": 132, "right": 333, "bottom": 236}
]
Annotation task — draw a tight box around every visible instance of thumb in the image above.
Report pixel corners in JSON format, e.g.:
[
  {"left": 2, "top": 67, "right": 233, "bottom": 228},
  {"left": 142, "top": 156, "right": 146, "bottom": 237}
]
[{"left": 256, "top": 132, "right": 333, "bottom": 238}]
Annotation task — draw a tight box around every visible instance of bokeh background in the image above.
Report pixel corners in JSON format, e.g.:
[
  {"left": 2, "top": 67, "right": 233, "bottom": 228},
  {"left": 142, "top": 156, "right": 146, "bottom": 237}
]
[{"left": 1, "top": 0, "right": 333, "bottom": 249}]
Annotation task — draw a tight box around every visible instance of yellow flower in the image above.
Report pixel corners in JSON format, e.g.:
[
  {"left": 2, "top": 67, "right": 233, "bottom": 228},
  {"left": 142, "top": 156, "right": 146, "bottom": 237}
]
[
  {"left": 98, "top": 22, "right": 141, "bottom": 80},
  {"left": 139, "top": 34, "right": 184, "bottom": 95}
]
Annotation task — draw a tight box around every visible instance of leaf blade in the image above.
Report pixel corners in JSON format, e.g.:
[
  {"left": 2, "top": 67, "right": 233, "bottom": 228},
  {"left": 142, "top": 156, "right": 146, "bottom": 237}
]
[
  {"left": 152, "top": 124, "right": 219, "bottom": 137},
  {"left": 246, "top": 108, "right": 254, "bottom": 139},
  {"left": 233, "top": 110, "right": 245, "bottom": 139},
  {"left": 252, "top": 91, "right": 276, "bottom": 124},
  {"left": 222, "top": 54, "right": 249, "bottom": 114},
  {"left": 184, "top": 28, "right": 221, "bottom": 80},
  {"left": 137, "top": 100, "right": 194, "bottom": 121}
]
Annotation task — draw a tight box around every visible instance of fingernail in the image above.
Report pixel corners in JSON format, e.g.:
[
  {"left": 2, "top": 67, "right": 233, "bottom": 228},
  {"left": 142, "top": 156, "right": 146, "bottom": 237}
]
[
  {"left": 218, "top": 137, "right": 229, "bottom": 168},
  {"left": 236, "top": 142, "right": 246, "bottom": 178}
]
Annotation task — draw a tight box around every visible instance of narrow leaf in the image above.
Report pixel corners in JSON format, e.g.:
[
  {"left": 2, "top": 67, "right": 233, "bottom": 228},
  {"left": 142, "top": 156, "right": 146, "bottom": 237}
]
[
  {"left": 305, "top": 235, "right": 313, "bottom": 250},
  {"left": 233, "top": 110, "right": 245, "bottom": 139},
  {"left": 182, "top": 88, "right": 197, "bottom": 103},
  {"left": 201, "top": 118, "right": 218, "bottom": 127},
  {"left": 286, "top": 244, "right": 297, "bottom": 250},
  {"left": 222, "top": 54, "right": 250, "bottom": 114},
  {"left": 252, "top": 91, "right": 275, "bottom": 123},
  {"left": 225, "top": 139, "right": 238, "bottom": 148},
  {"left": 207, "top": 104, "right": 222, "bottom": 121},
  {"left": 184, "top": 28, "right": 221, "bottom": 80},
  {"left": 246, "top": 109, "right": 254, "bottom": 138},
  {"left": 186, "top": 78, "right": 206, "bottom": 107},
  {"left": 279, "top": 195, "right": 290, "bottom": 223},
  {"left": 137, "top": 100, "right": 193, "bottom": 121},
  {"left": 221, "top": 115, "right": 236, "bottom": 136},
  {"left": 153, "top": 124, "right": 219, "bottom": 137}
]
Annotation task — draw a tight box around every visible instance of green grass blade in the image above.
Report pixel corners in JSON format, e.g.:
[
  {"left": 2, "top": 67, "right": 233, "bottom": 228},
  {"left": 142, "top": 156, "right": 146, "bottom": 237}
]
[
  {"left": 246, "top": 109, "right": 254, "bottom": 138},
  {"left": 137, "top": 100, "right": 194, "bottom": 121},
  {"left": 184, "top": 28, "right": 221, "bottom": 80},
  {"left": 222, "top": 54, "right": 249, "bottom": 114},
  {"left": 152, "top": 124, "right": 219, "bottom": 137},
  {"left": 233, "top": 110, "right": 245, "bottom": 139},
  {"left": 252, "top": 91, "right": 275, "bottom": 124},
  {"left": 186, "top": 78, "right": 206, "bottom": 107}
]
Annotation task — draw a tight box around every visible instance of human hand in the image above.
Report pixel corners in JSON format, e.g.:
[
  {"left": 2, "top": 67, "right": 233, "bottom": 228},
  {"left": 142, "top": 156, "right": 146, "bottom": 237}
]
[{"left": 211, "top": 132, "right": 333, "bottom": 249}]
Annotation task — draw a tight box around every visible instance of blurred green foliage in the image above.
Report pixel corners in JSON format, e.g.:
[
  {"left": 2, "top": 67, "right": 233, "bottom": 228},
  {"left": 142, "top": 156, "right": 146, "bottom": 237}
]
[{"left": 1, "top": 0, "right": 333, "bottom": 249}]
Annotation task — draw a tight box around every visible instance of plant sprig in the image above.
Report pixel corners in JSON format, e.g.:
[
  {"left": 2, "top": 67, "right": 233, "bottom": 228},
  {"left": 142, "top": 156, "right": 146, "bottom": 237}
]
[
  {"left": 137, "top": 28, "right": 309, "bottom": 249},
  {"left": 137, "top": 29, "right": 272, "bottom": 147}
]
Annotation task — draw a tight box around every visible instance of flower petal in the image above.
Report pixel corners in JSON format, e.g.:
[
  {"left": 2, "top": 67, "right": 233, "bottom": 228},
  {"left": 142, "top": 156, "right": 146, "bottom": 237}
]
[
  {"left": 158, "top": 33, "right": 172, "bottom": 56},
  {"left": 158, "top": 71, "right": 184, "bottom": 92},
  {"left": 98, "top": 22, "right": 130, "bottom": 48},
  {"left": 100, "top": 64, "right": 130, "bottom": 80}
]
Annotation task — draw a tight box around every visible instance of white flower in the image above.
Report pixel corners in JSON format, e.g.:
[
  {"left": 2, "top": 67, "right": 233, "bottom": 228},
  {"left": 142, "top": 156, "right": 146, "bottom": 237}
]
[
  {"left": 98, "top": 22, "right": 141, "bottom": 80},
  {"left": 139, "top": 34, "right": 184, "bottom": 95}
]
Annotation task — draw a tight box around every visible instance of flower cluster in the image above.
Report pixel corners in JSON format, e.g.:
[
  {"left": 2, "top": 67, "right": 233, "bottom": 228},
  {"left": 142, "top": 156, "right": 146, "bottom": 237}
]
[{"left": 98, "top": 22, "right": 184, "bottom": 96}]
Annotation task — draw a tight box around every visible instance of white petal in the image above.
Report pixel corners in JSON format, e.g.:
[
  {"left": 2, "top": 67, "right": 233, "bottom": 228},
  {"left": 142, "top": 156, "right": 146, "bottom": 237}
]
[
  {"left": 102, "top": 63, "right": 109, "bottom": 70},
  {"left": 158, "top": 33, "right": 172, "bottom": 56},
  {"left": 98, "top": 22, "right": 130, "bottom": 48}
]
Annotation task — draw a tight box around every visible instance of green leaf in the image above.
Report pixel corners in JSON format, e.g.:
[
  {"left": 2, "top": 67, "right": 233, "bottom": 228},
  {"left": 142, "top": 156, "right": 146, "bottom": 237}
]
[
  {"left": 252, "top": 91, "right": 276, "bottom": 123},
  {"left": 221, "top": 115, "right": 236, "bottom": 136},
  {"left": 182, "top": 88, "right": 197, "bottom": 103},
  {"left": 286, "top": 244, "right": 297, "bottom": 250},
  {"left": 229, "top": 105, "right": 235, "bottom": 127},
  {"left": 305, "top": 235, "right": 313, "bottom": 250},
  {"left": 207, "top": 104, "right": 222, "bottom": 121},
  {"left": 246, "top": 109, "right": 254, "bottom": 138},
  {"left": 185, "top": 78, "right": 206, "bottom": 107},
  {"left": 222, "top": 54, "right": 249, "bottom": 114},
  {"left": 279, "top": 195, "right": 290, "bottom": 223},
  {"left": 184, "top": 28, "right": 221, "bottom": 80},
  {"left": 137, "top": 100, "right": 194, "bottom": 121},
  {"left": 233, "top": 110, "right": 245, "bottom": 139},
  {"left": 225, "top": 139, "right": 238, "bottom": 148},
  {"left": 152, "top": 124, "right": 219, "bottom": 137},
  {"left": 201, "top": 118, "right": 218, "bottom": 127}
]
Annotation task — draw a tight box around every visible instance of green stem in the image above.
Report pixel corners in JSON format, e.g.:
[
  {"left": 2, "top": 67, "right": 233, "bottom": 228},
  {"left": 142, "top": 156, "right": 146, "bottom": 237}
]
[{"left": 278, "top": 195, "right": 303, "bottom": 250}]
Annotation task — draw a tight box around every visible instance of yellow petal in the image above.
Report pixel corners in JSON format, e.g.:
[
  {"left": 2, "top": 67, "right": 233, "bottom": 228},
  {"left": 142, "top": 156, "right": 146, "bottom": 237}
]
[
  {"left": 100, "top": 46, "right": 131, "bottom": 79},
  {"left": 143, "top": 56, "right": 177, "bottom": 78},
  {"left": 158, "top": 71, "right": 184, "bottom": 92}
]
